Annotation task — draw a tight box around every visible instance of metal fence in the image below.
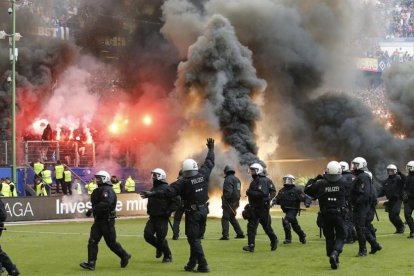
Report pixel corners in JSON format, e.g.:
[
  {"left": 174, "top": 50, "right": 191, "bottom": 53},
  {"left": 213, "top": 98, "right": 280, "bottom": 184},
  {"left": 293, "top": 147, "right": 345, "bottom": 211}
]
[{"left": 0, "top": 140, "right": 95, "bottom": 167}]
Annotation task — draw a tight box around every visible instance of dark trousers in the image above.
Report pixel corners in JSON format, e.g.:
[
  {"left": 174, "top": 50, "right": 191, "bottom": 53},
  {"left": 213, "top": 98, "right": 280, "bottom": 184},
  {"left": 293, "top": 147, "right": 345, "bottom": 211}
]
[
  {"left": 321, "top": 211, "right": 345, "bottom": 257},
  {"left": 282, "top": 209, "right": 305, "bottom": 241},
  {"left": 221, "top": 202, "right": 243, "bottom": 238},
  {"left": 87, "top": 219, "right": 128, "bottom": 263},
  {"left": 247, "top": 207, "right": 277, "bottom": 246},
  {"left": 144, "top": 216, "right": 171, "bottom": 258},
  {"left": 173, "top": 206, "right": 185, "bottom": 238},
  {"left": 62, "top": 181, "right": 72, "bottom": 195},
  {"left": 404, "top": 199, "right": 414, "bottom": 233},
  {"left": 44, "top": 184, "right": 51, "bottom": 196},
  {"left": 55, "top": 178, "right": 64, "bottom": 194},
  {"left": 386, "top": 200, "right": 404, "bottom": 231},
  {"left": 185, "top": 207, "right": 208, "bottom": 268},
  {"left": 353, "top": 205, "right": 379, "bottom": 252},
  {"left": 0, "top": 246, "right": 18, "bottom": 275},
  {"left": 344, "top": 210, "right": 357, "bottom": 241}
]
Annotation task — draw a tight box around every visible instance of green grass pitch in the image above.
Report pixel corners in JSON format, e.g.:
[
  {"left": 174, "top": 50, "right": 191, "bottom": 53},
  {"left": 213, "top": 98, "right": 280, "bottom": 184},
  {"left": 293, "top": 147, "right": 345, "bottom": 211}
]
[{"left": 2, "top": 208, "right": 413, "bottom": 275}]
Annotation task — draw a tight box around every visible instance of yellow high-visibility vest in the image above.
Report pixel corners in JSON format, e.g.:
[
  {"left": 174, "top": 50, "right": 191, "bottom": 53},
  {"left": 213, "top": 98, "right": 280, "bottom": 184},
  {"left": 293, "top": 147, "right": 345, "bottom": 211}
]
[
  {"left": 112, "top": 181, "right": 121, "bottom": 194},
  {"left": 125, "top": 177, "right": 135, "bottom": 192},
  {"left": 63, "top": 171, "right": 72, "bottom": 182},
  {"left": 36, "top": 182, "right": 47, "bottom": 196},
  {"left": 34, "top": 162, "right": 44, "bottom": 175},
  {"left": 1, "top": 183, "right": 10, "bottom": 197},
  {"left": 85, "top": 181, "right": 97, "bottom": 195},
  {"left": 54, "top": 165, "right": 64, "bottom": 179},
  {"left": 42, "top": 170, "right": 53, "bottom": 185}
]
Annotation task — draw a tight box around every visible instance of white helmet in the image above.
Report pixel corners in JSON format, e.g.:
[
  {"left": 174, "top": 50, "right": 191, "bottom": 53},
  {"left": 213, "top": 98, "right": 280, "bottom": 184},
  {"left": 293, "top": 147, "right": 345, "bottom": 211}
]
[
  {"left": 351, "top": 157, "right": 367, "bottom": 171},
  {"left": 182, "top": 159, "right": 198, "bottom": 177},
  {"left": 386, "top": 164, "right": 397, "bottom": 175},
  {"left": 325, "top": 161, "right": 342, "bottom": 182},
  {"left": 249, "top": 163, "right": 264, "bottom": 175},
  {"left": 95, "top": 170, "right": 111, "bottom": 185},
  {"left": 407, "top": 161, "right": 414, "bottom": 173},
  {"left": 151, "top": 168, "right": 166, "bottom": 181},
  {"left": 283, "top": 174, "right": 295, "bottom": 185},
  {"left": 339, "top": 161, "right": 350, "bottom": 172}
]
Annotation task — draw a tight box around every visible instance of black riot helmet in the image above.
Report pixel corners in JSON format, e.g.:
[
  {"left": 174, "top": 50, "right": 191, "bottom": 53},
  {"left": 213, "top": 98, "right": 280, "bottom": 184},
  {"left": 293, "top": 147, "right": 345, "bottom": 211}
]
[{"left": 224, "top": 165, "right": 235, "bottom": 175}]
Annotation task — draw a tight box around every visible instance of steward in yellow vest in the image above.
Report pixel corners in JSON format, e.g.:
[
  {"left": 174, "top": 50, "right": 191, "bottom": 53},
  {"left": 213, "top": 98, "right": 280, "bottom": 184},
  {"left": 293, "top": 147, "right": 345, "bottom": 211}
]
[
  {"left": 63, "top": 168, "right": 72, "bottom": 195},
  {"left": 125, "top": 176, "right": 136, "bottom": 192},
  {"left": 41, "top": 168, "right": 53, "bottom": 196},
  {"left": 6, "top": 178, "right": 17, "bottom": 197},
  {"left": 111, "top": 175, "right": 121, "bottom": 194},
  {"left": 85, "top": 180, "right": 98, "bottom": 195},
  {"left": 54, "top": 160, "right": 65, "bottom": 194},
  {"left": 35, "top": 178, "right": 47, "bottom": 196},
  {"left": 0, "top": 182, "right": 10, "bottom": 197}
]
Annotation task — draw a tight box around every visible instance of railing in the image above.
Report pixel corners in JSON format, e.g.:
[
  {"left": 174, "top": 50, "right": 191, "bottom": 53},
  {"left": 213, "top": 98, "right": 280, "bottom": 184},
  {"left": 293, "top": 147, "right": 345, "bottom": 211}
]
[
  {"left": 0, "top": 140, "right": 96, "bottom": 167},
  {"left": 23, "top": 140, "right": 95, "bottom": 167}
]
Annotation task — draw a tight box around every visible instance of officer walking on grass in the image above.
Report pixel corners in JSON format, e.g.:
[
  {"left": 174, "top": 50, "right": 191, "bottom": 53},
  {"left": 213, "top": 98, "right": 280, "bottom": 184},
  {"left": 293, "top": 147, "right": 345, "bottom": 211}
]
[
  {"left": 141, "top": 138, "right": 215, "bottom": 273},
  {"left": 378, "top": 164, "right": 405, "bottom": 234},
  {"left": 274, "top": 174, "right": 308, "bottom": 244},
  {"left": 0, "top": 197, "right": 19, "bottom": 275},
  {"left": 220, "top": 165, "right": 245, "bottom": 240},
  {"left": 80, "top": 170, "right": 131, "bottom": 271},
  {"left": 349, "top": 157, "right": 382, "bottom": 257},
  {"left": 242, "top": 163, "right": 278, "bottom": 253},
  {"left": 305, "top": 161, "right": 346, "bottom": 270},
  {"left": 143, "top": 168, "right": 173, "bottom": 263}
]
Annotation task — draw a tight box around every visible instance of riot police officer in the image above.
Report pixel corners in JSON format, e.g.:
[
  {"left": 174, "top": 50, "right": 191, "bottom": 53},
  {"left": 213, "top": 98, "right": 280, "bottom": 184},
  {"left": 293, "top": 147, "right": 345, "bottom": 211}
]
[
  {"left": 242, "top": 163, "right": 278, "bottom": 252},
  {"left": 305, "top": 161, "right": 346, "bottom": 270},
  {"left": 274, "top": 174, "right": 307, "bottom": 244},
  {"left": 220, "top": 165, "right": 245, "bottom": 240},
  {"left": 378, "top": 164, "right": 405, "bottom": 233},
  {"left": 0, "top": 198, "right": 19, "bottom": 275},
  {"left": 339, "top": 161, "right": 357, "bottom": 243},
  {"left": 144, "top": 168, "right": 173, "bottom": 262},
  {"left": 80, "top": 170, "right": 131, "bottom": 271},
  {"left": 141, "top": 138, "right": 214, "bottom": 273},
  {"left": 349, "top": 157, "right": 382, "bottom": 257},
  {"left": 403, "top": 161, "right": 414, "bottom": 238}
]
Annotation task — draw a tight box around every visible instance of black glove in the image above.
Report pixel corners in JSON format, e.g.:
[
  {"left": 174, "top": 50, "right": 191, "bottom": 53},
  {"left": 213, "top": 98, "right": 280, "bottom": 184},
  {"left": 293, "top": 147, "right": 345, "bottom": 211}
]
[
  {"left": 206, "top": 138, "right": 215, "bottom": 149},
  {"left": 140, "top": 191, "right": 156, "bottom": 199},
  {"left": 85, "top": 209, "right": 92, "bottom": 217}
]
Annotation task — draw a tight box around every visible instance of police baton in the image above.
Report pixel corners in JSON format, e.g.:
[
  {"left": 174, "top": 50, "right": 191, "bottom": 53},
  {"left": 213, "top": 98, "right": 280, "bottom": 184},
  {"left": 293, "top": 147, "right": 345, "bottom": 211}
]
[
  {"left": 374, "top": 209, "right": 379, "bottom": 221},
  {"left": 224, "top": 200, "right": 237, "bottom": 217}
]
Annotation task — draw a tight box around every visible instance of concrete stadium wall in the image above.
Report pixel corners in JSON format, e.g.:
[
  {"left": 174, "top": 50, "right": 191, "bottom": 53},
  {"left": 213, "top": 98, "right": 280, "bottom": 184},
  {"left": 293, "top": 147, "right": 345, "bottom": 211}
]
[{"left": 2, "top": 193, "right": 148, "bottom": 222}]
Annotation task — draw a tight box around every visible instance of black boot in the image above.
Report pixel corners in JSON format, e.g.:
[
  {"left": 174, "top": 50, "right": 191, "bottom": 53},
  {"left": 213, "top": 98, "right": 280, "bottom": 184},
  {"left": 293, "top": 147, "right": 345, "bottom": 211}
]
[
  {"left": 120, "top": 253, "right": 131, "bottom": 268},
  {"left": 7, "top": 266, "right": 20, "bottom": 276},
  {"left": 270, "top": 239, "right": 278, "bottom": 251},
  {"left": 243, "top": 244, "right": 255, "bottom": 252},
  {"left": 197, "top": 265, "right": 211, "bottom": 273},
  {"left": 369, "top": 243, "right": 382, "bottom": 254},
  {"left": 299, "top": 233, "right": 307, "bottom": 244},
  {"left": 329, "top": 251, "right": 339, "bottom": 270},
  {"left": 80, "top": 261, "right": 95, "bottom": 271}
]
